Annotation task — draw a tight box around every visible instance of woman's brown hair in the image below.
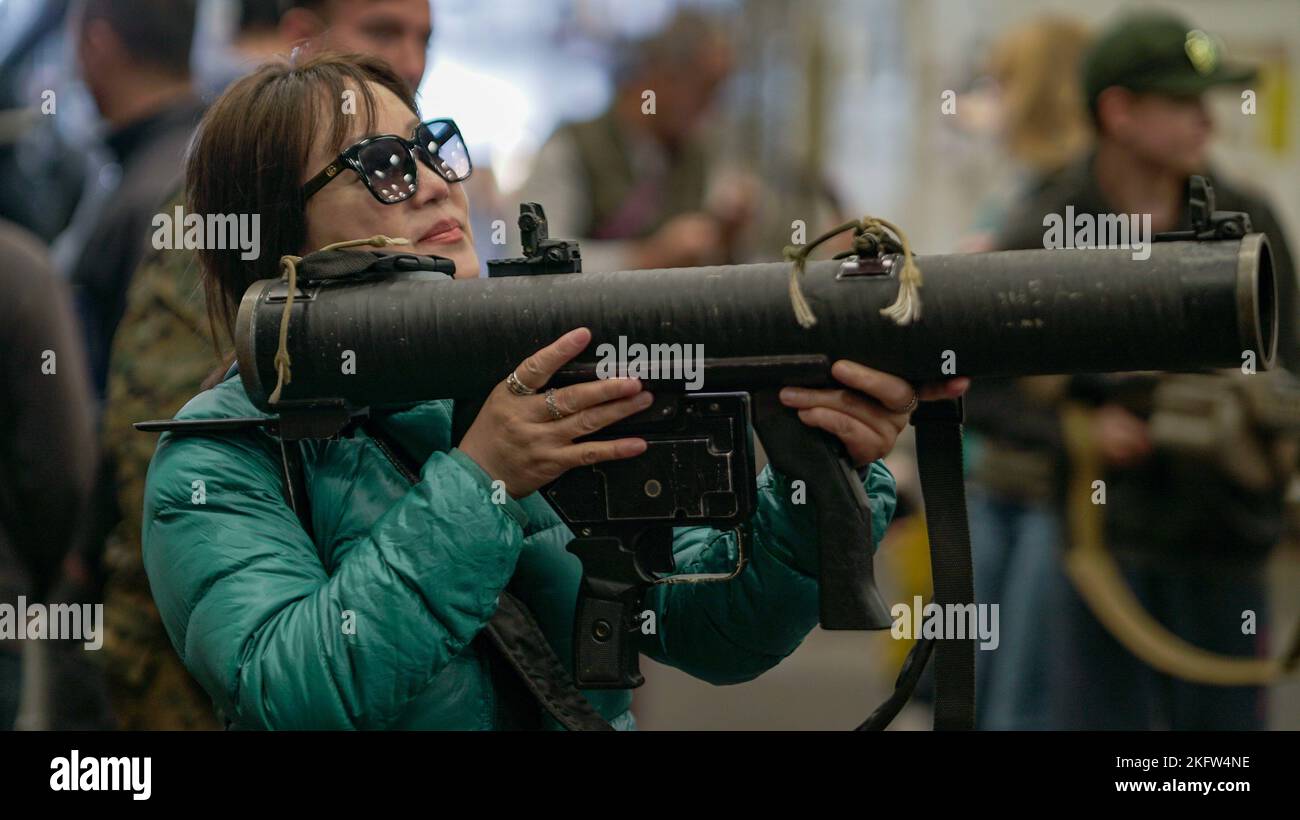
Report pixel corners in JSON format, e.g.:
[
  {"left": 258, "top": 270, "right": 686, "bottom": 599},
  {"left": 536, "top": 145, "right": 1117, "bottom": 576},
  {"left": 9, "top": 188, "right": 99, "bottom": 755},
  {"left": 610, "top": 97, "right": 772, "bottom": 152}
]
[{"left": 187, "top": 52, "right": 417, "bottom": 350}]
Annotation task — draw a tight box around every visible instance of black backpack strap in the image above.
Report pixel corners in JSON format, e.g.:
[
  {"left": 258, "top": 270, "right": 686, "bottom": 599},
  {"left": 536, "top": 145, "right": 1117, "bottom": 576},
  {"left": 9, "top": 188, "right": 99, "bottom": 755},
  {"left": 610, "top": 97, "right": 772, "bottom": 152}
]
[{"left": 360, "top": 415, "right": 614, "bottom": 731}]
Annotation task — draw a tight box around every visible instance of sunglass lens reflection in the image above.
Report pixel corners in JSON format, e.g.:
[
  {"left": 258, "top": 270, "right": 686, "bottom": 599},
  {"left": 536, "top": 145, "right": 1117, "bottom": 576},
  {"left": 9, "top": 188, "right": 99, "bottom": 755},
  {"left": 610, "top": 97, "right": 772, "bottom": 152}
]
[
  {"left": 418, "top": 122, "right": 471, "bottom": 181},
  {"left": 358, "top": 137, "right": 418, "bottom": 203}
]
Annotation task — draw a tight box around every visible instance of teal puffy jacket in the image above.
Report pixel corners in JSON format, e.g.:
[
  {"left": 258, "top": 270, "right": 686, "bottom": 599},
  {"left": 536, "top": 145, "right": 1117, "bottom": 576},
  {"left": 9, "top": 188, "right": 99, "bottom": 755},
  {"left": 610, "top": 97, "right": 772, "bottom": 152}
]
[{"left": 142, "top": 373, "right": 896, "bottom": 729}]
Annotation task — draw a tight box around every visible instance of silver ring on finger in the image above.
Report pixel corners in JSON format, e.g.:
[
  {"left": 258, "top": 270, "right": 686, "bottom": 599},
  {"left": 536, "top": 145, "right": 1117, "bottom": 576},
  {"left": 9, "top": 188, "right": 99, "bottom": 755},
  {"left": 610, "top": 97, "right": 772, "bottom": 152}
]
[
  {"left": 506, "top": 370, "right": 536, "bottom": 396},
  {"left": 545, "top": 388, "right": 567, "bottom": 420},
  {"left": 898, "top": 390, "right": 920, "bottom": 415}
]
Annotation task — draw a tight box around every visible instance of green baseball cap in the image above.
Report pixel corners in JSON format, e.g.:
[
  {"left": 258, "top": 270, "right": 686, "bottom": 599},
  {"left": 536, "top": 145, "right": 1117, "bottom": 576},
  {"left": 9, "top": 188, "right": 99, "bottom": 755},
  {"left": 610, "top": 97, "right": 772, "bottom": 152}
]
[{"left": 1083, "top": 11, "right": 1256, "bottom": 110}]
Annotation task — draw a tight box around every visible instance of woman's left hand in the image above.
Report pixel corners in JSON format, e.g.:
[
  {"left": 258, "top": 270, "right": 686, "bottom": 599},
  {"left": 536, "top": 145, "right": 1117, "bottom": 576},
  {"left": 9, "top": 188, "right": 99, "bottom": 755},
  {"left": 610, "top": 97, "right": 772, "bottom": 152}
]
[{"left": 778, "top": 361, "right": 970, "bottom": 468}]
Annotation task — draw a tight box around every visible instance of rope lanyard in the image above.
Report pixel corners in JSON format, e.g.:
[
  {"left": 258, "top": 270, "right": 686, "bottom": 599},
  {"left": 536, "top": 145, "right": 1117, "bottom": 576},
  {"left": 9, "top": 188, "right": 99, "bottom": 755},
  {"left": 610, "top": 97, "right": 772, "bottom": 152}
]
[
  {"left": 783, "top": 215, "right": 924, "bottom": 328},
  {"left": 267, "top": 235, "right": 411, "bottom": 405}
]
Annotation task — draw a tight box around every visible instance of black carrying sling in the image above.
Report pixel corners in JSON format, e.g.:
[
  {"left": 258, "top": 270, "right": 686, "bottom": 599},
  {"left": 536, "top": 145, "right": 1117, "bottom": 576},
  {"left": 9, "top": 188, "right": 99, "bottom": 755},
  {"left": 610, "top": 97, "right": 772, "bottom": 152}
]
[
  {"left": 278, "top": 402, "right": 975, "bottom": 731},
  {"left": 913, "top": 400, "right": 977, "bottom": 730},
  {"left": 859, "top": 399, "right": 976, "bottom": 731}
]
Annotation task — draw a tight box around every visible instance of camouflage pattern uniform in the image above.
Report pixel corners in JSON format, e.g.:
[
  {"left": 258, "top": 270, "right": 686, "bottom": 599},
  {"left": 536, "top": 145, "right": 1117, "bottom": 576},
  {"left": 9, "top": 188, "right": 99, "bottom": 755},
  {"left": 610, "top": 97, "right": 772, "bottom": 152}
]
[{"left": 100, "top": 191, "right": 224, "bottom": 729}]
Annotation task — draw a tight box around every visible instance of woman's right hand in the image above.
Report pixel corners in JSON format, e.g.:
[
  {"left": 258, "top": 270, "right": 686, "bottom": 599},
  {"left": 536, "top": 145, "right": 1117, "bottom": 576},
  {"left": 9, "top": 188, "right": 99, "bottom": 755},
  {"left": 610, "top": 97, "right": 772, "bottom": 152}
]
[{"left": 458, "top": 327, "right": 652, "bottom": 499}]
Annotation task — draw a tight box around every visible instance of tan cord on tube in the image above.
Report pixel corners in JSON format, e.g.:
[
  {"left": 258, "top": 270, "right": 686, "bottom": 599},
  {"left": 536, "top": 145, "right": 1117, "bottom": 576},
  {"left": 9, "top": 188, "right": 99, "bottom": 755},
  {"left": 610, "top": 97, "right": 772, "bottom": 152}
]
[
  {"left": 1060, "top": 402, "right": 1300, "bottom": 685},
  {"left": 866, "top": 216, "right": 923, "bottom": 326},
  {"left": 267, "top": 235, "right": 411, "bottom": 405},
  {"left": 783, "top": 215, "right": 923, "bottom": 329}
]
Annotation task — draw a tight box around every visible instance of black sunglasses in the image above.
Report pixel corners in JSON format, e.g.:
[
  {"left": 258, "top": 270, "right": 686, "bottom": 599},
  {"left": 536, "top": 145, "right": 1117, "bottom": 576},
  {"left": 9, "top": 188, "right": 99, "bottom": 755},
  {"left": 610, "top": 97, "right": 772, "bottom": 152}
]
[{"left": 302, "top": 118, "right": 473, "bottom": 205}]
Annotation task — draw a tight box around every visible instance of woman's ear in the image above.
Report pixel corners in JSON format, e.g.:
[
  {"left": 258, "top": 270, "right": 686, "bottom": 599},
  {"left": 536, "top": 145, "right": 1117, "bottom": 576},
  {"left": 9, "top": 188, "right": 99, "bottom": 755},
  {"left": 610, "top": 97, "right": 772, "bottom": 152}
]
[{"left": 1095, "top": 86, "right": 1134, "bottom": 138}]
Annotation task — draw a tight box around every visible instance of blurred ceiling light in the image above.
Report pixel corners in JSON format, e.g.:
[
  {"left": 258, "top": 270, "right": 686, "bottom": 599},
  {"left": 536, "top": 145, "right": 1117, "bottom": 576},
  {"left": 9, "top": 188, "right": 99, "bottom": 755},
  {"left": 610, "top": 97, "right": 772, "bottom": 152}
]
[{"left": 417, "top": 58, "right": 534, "bottom": 191}]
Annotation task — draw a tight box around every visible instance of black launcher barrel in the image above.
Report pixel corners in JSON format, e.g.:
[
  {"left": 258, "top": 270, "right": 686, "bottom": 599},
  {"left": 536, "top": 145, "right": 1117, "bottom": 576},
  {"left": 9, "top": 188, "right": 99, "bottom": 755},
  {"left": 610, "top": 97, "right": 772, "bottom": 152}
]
[{"left": 236, "top": 235, "right": 1276, "bottom": 410}]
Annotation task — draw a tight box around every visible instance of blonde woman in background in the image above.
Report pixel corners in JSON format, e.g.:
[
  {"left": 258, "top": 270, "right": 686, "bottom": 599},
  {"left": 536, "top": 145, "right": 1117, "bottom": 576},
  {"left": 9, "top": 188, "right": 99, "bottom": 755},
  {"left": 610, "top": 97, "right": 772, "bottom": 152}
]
[
  {"left": 959, "top": 17, "right": 1092, "bottom": 252},
  {"left": 957, "top": 18, "right": 1092, "bottom": 729}
]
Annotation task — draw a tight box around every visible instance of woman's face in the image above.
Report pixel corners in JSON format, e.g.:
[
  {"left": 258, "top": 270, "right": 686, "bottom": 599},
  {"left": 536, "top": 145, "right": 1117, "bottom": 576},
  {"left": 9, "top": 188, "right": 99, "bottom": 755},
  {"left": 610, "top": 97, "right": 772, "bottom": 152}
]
[{"left": 302, "top": 82, "right": 480, "bottom": 278}]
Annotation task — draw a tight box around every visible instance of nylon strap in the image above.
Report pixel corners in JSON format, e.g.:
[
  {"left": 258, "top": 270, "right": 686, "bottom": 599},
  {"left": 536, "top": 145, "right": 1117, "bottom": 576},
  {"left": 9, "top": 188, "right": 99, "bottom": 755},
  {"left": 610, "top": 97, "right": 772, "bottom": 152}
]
[
  {"left": 911, "top": 398, "right": 977, "bottom": 730},
  {"left": 483, "top": 594, "right": 615, "bottom": 731}
]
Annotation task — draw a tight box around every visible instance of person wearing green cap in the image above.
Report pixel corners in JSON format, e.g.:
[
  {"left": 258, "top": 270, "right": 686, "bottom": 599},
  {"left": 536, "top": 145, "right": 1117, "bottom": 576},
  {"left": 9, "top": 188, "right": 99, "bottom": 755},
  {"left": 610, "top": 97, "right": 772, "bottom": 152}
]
[
  {"left": 964, "top": 10, "right": 1298, "bottom": 729},
  {"left": 1075, "top": 9, "right": 1294, "bottom": 367},
  {"left": 1083, "top": 11, "right": 1258, "bottom": 114}
]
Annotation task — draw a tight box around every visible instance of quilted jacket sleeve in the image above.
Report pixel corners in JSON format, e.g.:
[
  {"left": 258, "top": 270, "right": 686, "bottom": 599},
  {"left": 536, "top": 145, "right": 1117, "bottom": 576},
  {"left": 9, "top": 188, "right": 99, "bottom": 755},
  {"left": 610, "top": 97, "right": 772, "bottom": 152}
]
[
  {"left": 640, "top": 461, "right": 896, "bottom": 684},
  {"left": 142, "top": 425, "right": 528, "bottom": 730}
]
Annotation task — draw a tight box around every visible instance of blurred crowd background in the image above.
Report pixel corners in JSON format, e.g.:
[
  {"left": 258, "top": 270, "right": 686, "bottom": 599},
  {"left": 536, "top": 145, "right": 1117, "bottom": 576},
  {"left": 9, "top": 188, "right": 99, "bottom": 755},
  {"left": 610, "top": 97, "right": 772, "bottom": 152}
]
[{"left": 0, "top": 0, "right": 1297, "bottom": 731}]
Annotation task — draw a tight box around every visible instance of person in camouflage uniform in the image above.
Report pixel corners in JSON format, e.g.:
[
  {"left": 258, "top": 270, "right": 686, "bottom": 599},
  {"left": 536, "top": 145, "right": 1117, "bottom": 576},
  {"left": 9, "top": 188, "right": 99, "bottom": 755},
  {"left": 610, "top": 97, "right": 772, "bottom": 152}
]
[
  {"left": 100, "top": 191, "right": 226, "bottom": 729},
  {"left": 95, "top": 0, "right": 440, "bottom": 731}
]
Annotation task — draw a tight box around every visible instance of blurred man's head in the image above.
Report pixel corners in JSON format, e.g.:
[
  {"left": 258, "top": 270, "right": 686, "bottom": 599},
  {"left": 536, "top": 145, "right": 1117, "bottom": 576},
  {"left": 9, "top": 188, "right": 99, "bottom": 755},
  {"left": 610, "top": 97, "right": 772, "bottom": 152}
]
[
  {"left": 238, "top": 0, "right": 288, "bottom": 36},
  {"left": 282, "top": 0, "right": 433, "bottom": 91},
  {"left": 1083, "top": 11, "right": 1254, "bottom": 175},
  {"left": 73, "top": 0, "right": 198, "bottom": 123},
  {"left": 617, "top": 10, "right": 735, "bottom": 146},
  {"left": 1093, "top": 89, "right": 1214, "bottom": 176}
]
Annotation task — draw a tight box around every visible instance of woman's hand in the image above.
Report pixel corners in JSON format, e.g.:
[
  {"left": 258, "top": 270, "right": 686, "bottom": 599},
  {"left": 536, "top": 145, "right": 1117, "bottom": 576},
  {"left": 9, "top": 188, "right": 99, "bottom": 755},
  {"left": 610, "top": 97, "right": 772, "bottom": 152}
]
[
  {"left": 779, "top": 361, "right": 970, "bottom": 468},
  {"left": 459, "top": 328, "right": 650, "bottom": 499}
]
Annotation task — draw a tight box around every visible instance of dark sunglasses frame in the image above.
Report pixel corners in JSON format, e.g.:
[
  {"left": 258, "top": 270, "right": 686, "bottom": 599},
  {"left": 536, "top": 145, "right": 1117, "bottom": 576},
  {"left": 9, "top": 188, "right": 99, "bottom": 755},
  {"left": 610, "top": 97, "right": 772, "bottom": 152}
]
[{"left": 301, "top": 118, "right": 473, "bottom": 205}]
